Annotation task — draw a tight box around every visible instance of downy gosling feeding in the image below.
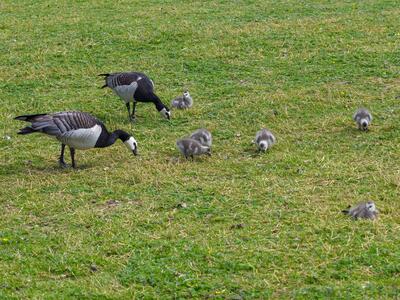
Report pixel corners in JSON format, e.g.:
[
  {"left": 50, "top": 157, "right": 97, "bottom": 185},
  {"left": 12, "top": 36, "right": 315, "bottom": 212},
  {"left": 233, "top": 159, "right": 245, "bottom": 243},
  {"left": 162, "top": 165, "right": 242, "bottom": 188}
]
[
  {"left": 15, "top": 111, "right": 138, "bottom": 168},
  {"left": 342, "top": 201, "right": 378, "bottom": 220},
  {"left": 353, "top": 108, "right": 372, "bottom": 131},
  {"left": 171, "top": 90, "right": 193, "bottom": 109},
  {"left": 176, "top": 138, "right": 211, "bottom": 160},
  {"left": 253, "top": 128, "right": 276, "bottom": 152},
  {"left": 190, "top": 128, "right": 212, "bottom": 148}
]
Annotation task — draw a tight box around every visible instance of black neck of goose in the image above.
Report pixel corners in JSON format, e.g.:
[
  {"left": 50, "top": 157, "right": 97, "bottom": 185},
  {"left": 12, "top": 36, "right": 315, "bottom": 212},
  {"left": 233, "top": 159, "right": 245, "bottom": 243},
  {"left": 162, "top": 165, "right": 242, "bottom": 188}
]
[
  {"left": 153, "top": 95, "right": 166, "bottom": 112},
  {"left": 96, "top": 128, "right": 129, "bottom": 148}
]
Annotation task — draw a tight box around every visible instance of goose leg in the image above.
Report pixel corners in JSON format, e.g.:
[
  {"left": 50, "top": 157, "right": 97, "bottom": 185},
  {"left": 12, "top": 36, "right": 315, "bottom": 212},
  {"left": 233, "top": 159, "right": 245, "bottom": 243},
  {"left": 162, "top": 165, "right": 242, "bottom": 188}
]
[
  {"left": 70, "top": 147, "right": 76, "bottom": 168},
  {"left": 59, "top": 144, "right": 67, "bottom": 168},
  {"left": 125, "top": 102, "right": 132, "bottom": 122},
  {"left": 131, "top": 101, "right": 137, "bottom": 120}
]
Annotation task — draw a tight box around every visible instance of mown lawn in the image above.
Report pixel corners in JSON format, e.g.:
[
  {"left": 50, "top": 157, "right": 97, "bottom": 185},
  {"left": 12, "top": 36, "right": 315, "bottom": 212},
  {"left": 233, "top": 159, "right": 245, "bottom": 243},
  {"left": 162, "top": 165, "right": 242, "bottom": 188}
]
[{"left": 1, "top": 0, "right": 400, "bottom": 298}]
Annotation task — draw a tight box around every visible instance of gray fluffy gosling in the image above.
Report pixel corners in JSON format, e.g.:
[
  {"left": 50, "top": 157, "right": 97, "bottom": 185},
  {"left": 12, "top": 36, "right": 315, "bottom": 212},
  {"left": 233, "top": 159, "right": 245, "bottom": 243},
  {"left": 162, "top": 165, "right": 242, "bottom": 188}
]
[
  {"left": 176, "top": 138, "right": 211, "bottom": 160},
  {"left": 353, "top": 108, "right": 372, "bottom": 131},
  {"left": 190, "top": 128, "right": 212, "bottom": 148},
  {"left": 253, "top": 128, "right": 276, "bottom": 152},
  {"left": 171, "top": 90, "right": 193, "bottom": 109},
  {"left": 342, "top": 201, "right": 378, "bottom": 220}
]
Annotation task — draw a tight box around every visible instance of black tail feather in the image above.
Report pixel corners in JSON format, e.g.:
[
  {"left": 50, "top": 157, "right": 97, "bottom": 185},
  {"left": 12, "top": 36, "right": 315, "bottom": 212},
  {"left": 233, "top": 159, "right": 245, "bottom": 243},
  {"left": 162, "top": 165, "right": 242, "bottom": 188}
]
[
  {"left": 342, "top": 205, "right": 351, "bottom": 214},
  {"left": 99, "top": 74, "right": 109, "bottom": 88},
  {"left": 14, "top": 113, "right": 47, "bottom": 122},
  {"left": 18, "top": 126, "right": 36, "bottom": 135}
]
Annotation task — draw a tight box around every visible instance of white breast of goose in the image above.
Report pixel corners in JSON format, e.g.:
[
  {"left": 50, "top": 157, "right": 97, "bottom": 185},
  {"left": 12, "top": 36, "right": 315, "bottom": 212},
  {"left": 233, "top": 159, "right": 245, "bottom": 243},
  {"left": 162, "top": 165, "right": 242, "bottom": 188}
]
[
  {"left": 58, "top": 125, "right": 102, "bottom": 149},
  {"left": 113, "top": 81, "right": 139, "bottom": 103}
]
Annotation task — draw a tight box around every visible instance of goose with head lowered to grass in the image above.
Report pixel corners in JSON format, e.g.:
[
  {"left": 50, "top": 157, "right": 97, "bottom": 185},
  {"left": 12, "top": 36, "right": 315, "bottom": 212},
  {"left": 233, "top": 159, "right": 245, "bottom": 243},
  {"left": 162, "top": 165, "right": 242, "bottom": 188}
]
[
  {"left": 99, "top": 72, "right": 171, "bottom": 122},
  {"left": 15, "top": 111, "right": 138, "bottom": 168}
]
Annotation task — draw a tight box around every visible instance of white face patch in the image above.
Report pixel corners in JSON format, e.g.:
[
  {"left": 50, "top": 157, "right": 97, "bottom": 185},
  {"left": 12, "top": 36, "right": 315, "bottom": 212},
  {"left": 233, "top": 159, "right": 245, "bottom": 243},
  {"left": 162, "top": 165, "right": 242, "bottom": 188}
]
[
  {"left": 160, "top": 108, "right": 171, "bottom": 119},
  {"left": 201, "top": 146, "right": 211, "bottom": 156},
  {"left": 124, "top": 136, "right": 138, "bottom": 154},
  {"left": 259, "top": 141, "right": 268, "bottom": 151},
  {"left": 367, "top": 202, "right": 376, "bottom": 212},
  {"left": 183, "top": 91, "right": 190, "bottom": 98}
]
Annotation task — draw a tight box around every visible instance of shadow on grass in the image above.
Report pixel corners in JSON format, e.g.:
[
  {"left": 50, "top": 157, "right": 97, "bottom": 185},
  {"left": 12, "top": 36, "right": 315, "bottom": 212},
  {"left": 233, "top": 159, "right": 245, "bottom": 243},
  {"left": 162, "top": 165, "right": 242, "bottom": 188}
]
[
  {"left": 166, "top": 154, "right": 214, "bottom": 164},
  {"left": 241, "top": 146, "right": 266, "bottom": 158},
  {"left": 334, "top": 125, "right": 378, "bottom": 140},
  {"left": 0, "top": 162, "right": 93, "bottom": 176}
]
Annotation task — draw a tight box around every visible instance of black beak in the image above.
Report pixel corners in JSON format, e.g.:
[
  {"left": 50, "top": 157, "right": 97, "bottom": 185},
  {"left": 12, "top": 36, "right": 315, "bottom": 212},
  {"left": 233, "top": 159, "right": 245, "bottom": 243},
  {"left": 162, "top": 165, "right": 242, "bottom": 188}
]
[
  {"left": 133, "top": 148, "right": 138, "bottom": 156},
  {"left": 166, "top": 114, "right": 170, "bottom": 120}
]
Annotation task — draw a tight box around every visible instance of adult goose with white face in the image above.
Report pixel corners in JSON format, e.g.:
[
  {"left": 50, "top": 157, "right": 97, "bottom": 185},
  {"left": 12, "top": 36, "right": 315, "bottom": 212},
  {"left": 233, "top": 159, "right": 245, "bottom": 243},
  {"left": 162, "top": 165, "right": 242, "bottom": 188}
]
[
  {"left": 100, "top": 72, "right": 171, "bottom": 122},
  {"left": 15, "top": 111, "right": 138, "bottom": 168}
]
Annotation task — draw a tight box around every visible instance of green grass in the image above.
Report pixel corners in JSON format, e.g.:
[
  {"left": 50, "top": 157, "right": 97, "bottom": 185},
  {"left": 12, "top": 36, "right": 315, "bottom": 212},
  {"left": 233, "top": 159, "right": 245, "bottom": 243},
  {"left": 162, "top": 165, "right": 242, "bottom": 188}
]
[{"left": 1, "top": 0, "right": 400, "bottom": 298}]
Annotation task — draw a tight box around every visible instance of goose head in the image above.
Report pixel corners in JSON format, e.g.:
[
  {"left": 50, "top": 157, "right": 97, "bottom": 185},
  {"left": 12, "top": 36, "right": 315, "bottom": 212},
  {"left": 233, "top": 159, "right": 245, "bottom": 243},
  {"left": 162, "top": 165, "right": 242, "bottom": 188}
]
[
  {"left": 160, "top": 107, "right": 171, "bottom": 120},
  {"left": 123, "top": 136, "right": 138, "bottom": 155}
]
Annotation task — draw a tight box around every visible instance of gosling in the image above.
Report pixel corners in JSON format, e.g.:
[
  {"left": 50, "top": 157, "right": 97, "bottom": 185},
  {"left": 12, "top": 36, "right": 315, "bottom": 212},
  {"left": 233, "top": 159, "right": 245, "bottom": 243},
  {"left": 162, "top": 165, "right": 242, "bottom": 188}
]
[
  {"left": 171, "top": 90, "right": 193, "bottom": 109},
  {"left": 190, "top": 128, "right": 212, "bottom": 147},
  {"left": 342, "top": 201, "right": 378, "bottom": 220},
  {"left": 353, "top": 108, "right": 372, "bottom": 131},
  {"left": 176, "top": 138, "right": 211, "bottom": 160},
  {"left": 253, "top": 129, "right": 276, "bottom": 152}
]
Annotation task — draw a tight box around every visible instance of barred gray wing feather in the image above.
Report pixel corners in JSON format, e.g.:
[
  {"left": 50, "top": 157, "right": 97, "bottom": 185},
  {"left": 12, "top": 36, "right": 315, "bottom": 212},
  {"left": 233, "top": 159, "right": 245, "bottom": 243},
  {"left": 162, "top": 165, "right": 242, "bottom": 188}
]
[
  {"left": 52, "top": 112, "right": 99, "bottom": 131},
  {"left": 24, "top": 112, "right": 99, "bottom": 137},
  {"left": 105, "top": 72, "right": 143, "bottom": 88},
  {"left": 29, "top": 115, "right": 61, "bottom": 136}
]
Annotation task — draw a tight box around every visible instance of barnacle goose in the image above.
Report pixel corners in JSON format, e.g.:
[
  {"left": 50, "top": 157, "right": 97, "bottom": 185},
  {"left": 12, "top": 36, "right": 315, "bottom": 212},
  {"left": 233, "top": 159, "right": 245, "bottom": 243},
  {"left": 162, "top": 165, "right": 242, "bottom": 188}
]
[
  {"left": 15, "top": 111, "right": 138, "bottom": 168},
  {"left": 190, "top": 128, "right": 212, "bottom": 148},
  {"left": 253, "top": 129, "right": 276, "bottom": 152},
  {"left": 99, "top": 72, "right": 171, "bottom": 121},
  {"left": 171, "top": 90, "right": 193, "bottom": 109},
  {"left": 353, "top": 108, "right": 372, "bottom": 131},
  {"left": 176, "top": 138, "right": 211, "bottom": 160},
  {"left": 342, "top": 201, "right": 378, "bottom": 220}
]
